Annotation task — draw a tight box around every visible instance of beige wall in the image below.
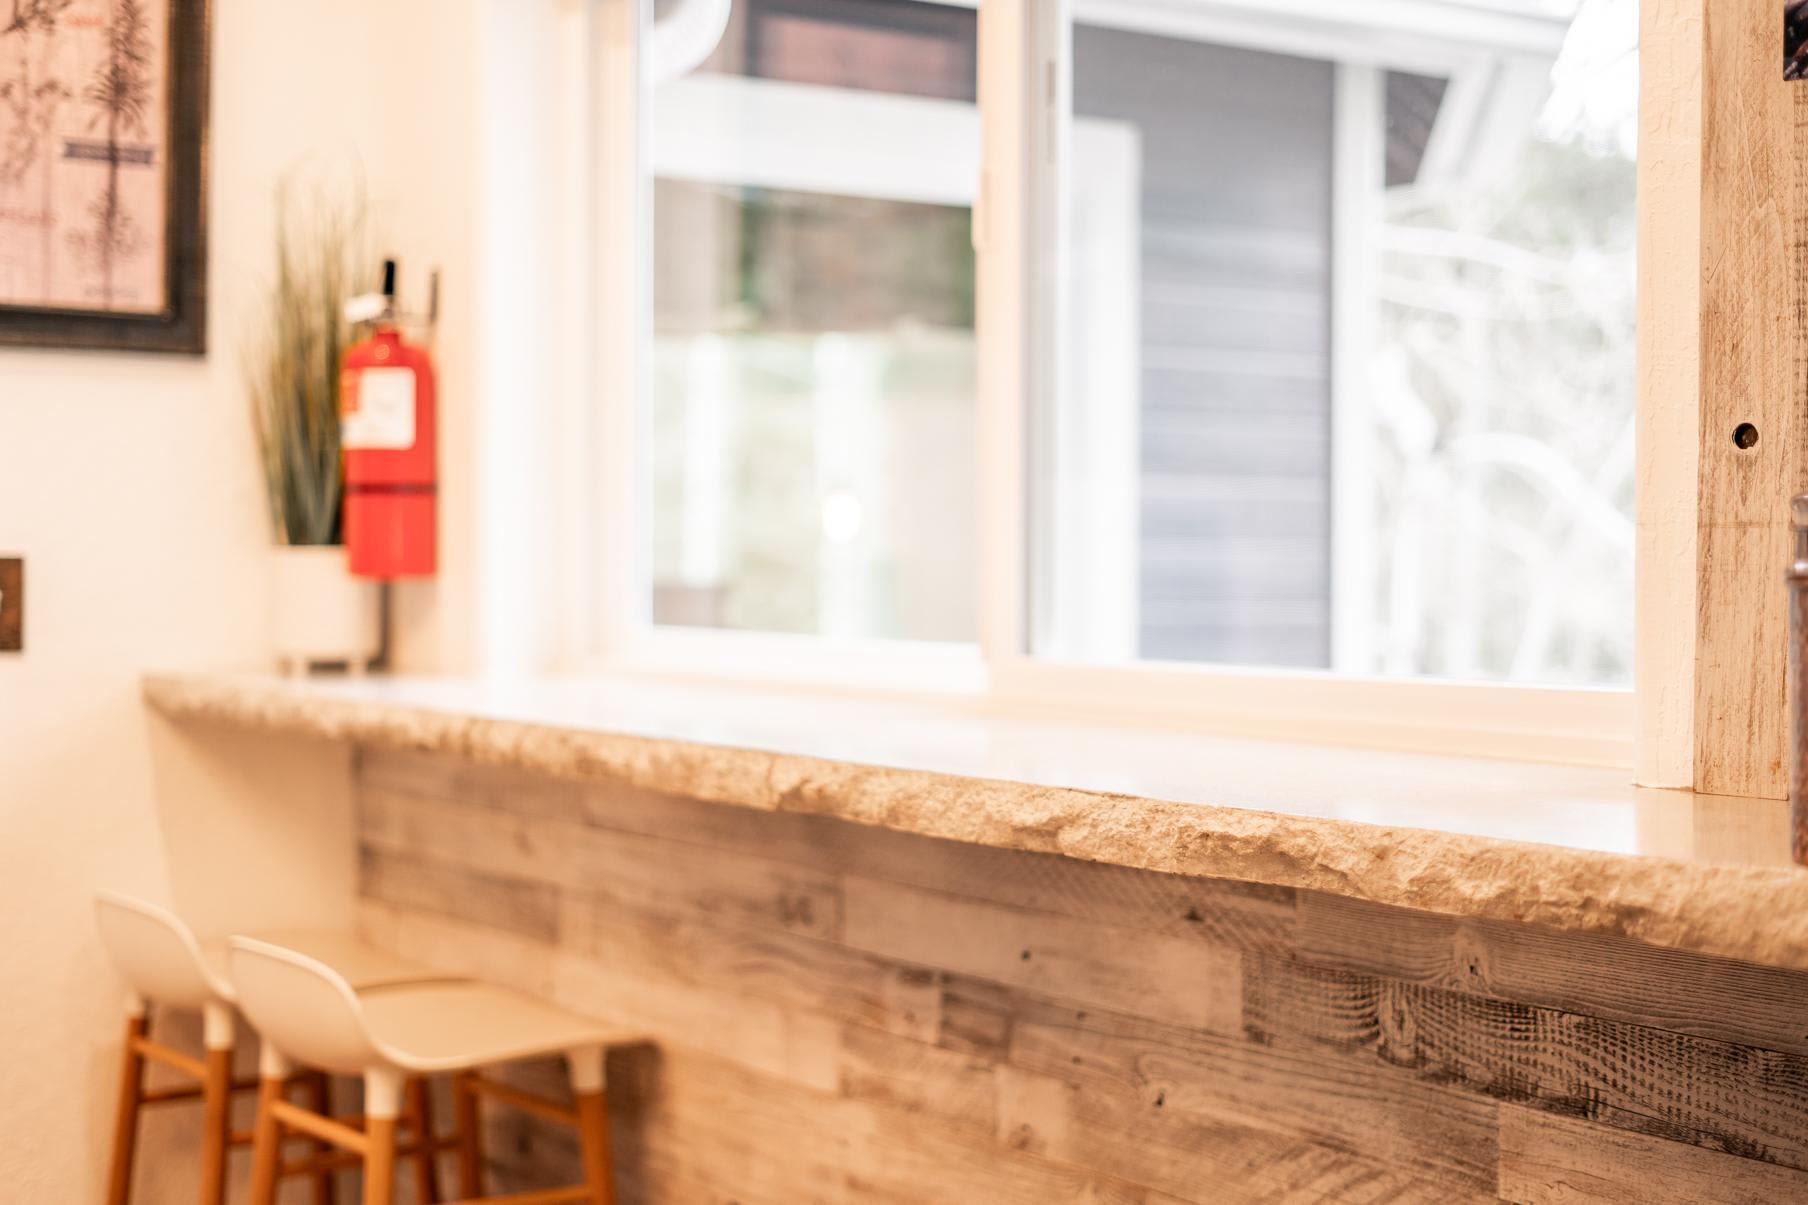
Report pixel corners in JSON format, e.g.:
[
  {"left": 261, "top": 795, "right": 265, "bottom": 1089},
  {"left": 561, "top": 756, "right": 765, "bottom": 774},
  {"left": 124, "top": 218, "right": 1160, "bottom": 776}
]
[{"left": 0, "top": 0, "right": 496, "bottom": 1195}]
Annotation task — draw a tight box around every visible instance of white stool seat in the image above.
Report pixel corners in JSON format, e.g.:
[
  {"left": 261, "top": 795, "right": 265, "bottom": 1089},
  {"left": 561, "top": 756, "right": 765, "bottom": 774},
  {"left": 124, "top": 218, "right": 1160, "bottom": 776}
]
[
  {"left": 199, "top": 931, "right": 454, "bottom": 1000},
  {"left": 96, "top": 890, "right": 460, "bottom": 1012},
  {"left": 359, "top": 981, "right": 637, "bottom": 1073},
  {"left": 93, "top": 890, "right": 464, "bottom": 1205},
  {"left": 230, "top": 936, "right": 638, "bottom": 1205}
]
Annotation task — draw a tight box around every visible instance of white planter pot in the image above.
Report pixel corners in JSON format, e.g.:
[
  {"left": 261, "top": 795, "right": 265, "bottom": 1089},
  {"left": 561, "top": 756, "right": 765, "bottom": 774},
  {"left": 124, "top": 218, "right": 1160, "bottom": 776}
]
[{"left": 271, "top": 545, "right": 380, "bottom": 673}]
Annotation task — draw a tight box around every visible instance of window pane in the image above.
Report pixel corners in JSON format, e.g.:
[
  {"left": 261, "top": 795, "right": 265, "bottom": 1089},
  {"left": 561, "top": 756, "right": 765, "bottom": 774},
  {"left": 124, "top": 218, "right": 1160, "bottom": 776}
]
[
  {"left": 648, "top": 0, "right": 978, "bottom": 642},
  {"left": 1034, "top": 0, "right": 1637, "bottom": 686}
]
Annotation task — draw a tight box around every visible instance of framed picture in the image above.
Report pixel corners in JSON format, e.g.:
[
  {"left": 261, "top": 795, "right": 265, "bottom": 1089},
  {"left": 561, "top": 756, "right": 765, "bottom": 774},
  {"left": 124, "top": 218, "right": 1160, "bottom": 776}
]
[{"left": 0, "top": 0, "right": 209, "bottom": 353}]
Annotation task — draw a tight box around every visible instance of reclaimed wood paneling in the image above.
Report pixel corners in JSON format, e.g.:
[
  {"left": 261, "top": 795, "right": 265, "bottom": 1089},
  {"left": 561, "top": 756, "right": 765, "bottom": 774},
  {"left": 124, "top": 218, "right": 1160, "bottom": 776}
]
[
  {"left": 1498, "top": 1106, "right": 1808, "bottom": 1204},
  {"left": 1244, "top": 955, "right": 1808, "bottom": 1170},
  {"left": 1694, "top": 0, "right": 1808, "bottom": 799},
  {"left": 1295, "top": 892, "right": 1808, "bottom": 1058},
  {"left": 360, "top": 748, "right": 1300, "bottom": 952},
  {"left": 562, "top": 892, "right": 940, "bottom": 1043},
  {"left": 358, "top": 847, "right": 562, "bottom": 943},
  {"left": 354, "top": 753, "right": 1808, "bottom": 1203},
  {"left": 1008, "top": 993, "right": 1501, "bottom": 1194},
  {"left": 364, "top": 786, "right": 844, "bottom": 940},
  {"left": 841, "top": 876, "right": 1244, "bottom": 1033}
]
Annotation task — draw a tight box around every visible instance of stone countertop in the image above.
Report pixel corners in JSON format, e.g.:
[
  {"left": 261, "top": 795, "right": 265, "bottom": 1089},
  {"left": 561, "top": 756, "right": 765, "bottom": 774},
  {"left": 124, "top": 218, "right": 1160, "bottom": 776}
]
[{"left": 144, "top": 670, "right": 1808, "bottom": 970}]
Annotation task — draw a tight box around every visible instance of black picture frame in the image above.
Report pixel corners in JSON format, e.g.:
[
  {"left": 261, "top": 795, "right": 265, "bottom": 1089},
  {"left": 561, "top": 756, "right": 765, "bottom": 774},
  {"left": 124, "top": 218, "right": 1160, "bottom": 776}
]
[{"left": 0, "top": 0, "right": 211, "bottom": 354}]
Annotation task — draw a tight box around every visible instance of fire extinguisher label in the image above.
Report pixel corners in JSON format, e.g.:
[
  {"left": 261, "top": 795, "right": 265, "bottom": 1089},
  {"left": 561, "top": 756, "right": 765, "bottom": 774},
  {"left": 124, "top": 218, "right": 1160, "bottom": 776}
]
[{"left": 342, "top": 367, "right": 417, "bottom": 450}]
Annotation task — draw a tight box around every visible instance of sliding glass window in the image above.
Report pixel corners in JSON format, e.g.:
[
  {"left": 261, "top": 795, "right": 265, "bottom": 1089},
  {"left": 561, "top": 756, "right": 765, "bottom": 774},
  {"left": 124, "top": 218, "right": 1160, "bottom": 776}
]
[
  {"left": 646, "top": 0, "right": 980, "bottom": 644},
  {"left": 1031, "top": 0, "right": 1637, "bottom": 686}
]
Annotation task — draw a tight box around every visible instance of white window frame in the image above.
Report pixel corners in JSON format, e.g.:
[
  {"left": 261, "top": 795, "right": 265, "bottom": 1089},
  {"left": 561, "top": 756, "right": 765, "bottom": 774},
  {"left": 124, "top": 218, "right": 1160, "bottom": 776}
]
[{"left": 580, "top": 0, "right": 1636, "bottom": 768}]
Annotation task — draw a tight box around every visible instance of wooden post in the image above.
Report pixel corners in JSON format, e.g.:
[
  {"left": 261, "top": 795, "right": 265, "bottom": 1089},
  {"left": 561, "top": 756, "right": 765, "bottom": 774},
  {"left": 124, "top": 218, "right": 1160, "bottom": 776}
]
[
  {"left": 453, "top": 1071, "right": 483, "bottom": 1198},
  {"left": 104, "top": 1011, "right": 148, "bottom": 1205},
  {"left": 247, "top": 1072, "right": 288, "bottom": 1205},
  {"left": 573, "top": 1091, "right": 617, "bottom": 1205},
  {"left": 405, "top": 1077, "right": 440, "bottom": 1203},
  {"left": 304, "top": 1072, "right": 339, "bottom": 1205},
  {"left": 198, "top": 1046, "right": 234, "bottom": 1205},
  {"left": 1689, "top": 0, "right": 1808, "bottom": 798},
  {"left": 364, "top": 1116, "right": 398, "bottom": 1205}
]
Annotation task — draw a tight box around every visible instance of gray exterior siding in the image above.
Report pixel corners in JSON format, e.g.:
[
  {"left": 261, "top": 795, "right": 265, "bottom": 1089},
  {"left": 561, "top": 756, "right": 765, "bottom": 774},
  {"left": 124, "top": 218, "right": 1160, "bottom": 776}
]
[{"left": 1076, "top": 26, "right": 1335, "bottom": 668}]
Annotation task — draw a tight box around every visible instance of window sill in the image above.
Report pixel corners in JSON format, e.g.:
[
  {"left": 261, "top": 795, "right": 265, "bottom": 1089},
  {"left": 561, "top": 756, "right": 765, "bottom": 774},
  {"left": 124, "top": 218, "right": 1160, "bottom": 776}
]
[{"left": 143, "top": 669, "right": 1804, "bottom": 970}]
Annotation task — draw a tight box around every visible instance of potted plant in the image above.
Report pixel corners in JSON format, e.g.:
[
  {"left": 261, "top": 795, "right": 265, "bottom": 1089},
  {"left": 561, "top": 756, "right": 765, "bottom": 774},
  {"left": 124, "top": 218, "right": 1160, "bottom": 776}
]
[{"left": 248, "top": 184, "right": 379, "bottom": 674}]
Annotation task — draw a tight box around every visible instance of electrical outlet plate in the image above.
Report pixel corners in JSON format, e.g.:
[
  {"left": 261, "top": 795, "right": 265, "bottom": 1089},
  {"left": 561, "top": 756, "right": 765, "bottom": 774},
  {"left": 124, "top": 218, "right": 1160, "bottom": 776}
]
[{"left": 0, "top": 558, "right": 21, "bottom": 652}]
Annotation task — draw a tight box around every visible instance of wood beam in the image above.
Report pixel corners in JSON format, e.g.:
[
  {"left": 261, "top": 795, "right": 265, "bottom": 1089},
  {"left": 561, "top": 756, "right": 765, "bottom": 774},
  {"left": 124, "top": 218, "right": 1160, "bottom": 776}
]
[{"left": 1689, "top": 0, "right": 1808, "bottom": 797}]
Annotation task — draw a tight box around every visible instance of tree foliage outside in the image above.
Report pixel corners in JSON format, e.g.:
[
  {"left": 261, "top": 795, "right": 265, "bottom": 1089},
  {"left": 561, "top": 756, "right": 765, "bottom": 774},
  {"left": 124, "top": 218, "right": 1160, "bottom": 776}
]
[{"left": 1368, "top": 0, "right": 1637, "bottom": 685}]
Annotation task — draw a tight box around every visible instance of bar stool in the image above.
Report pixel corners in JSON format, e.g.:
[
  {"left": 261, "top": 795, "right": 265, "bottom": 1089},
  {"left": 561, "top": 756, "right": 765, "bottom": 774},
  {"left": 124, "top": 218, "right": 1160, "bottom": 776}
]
[
  {"left": 94, "top": 891, "right": 459, "bottom": 1205},
  {"left": 229, "top": 936, "right": 640, "bottom": 1205}
]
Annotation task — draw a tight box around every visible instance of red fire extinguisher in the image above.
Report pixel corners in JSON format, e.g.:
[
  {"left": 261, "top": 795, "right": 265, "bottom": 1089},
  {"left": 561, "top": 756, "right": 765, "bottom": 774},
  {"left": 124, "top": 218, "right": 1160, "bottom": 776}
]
[{"left": 341, "top": 259, "right": 436, "bottom": 579}]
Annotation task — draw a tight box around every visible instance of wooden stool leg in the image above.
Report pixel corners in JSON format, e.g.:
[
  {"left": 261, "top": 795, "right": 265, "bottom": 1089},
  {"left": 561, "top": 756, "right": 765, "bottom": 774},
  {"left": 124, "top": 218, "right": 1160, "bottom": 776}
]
[
  {"left": 452, "top": 1071, "right": 482, "bottom": 1198},
  {"left": 574, "top": 1092, "right": 616, "bottom": 1205},
  {"left": 197, "top": 1003, "right": 235, "bottom": 1205},
  {"left": 364, "top": 1068, "right": 403, "bottom": 1205},
  {"left": 247, "top": 1047, "right": 291, "bottom": 1205},
  {"left": 569, "top": 1049, "right": 615, "bottom": 1205},
  {"left": 303, "top": 1072, "right": 338, "bottom": 1205},
  {"left": 365, "top": 1117, "right": 398, "bottom": 1205},
  {"left": 105, "top": 1006, "right": 149, "bottom": 1205},
  {"left": 405, "top": 1077, "right": 440, "bottom": 1204}
]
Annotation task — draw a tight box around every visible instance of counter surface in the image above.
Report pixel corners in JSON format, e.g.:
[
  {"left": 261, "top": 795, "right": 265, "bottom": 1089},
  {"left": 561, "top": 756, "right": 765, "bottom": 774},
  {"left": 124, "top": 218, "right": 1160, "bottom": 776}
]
[{"left": 144, "top": 670, "right": 1808, "bottom": 969}]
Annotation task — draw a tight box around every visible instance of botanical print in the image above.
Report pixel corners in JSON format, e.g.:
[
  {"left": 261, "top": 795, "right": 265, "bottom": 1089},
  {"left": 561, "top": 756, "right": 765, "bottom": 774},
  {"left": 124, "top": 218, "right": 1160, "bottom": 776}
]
[{"left": 0, "top": 0, "right": 168, "bottom": 315}]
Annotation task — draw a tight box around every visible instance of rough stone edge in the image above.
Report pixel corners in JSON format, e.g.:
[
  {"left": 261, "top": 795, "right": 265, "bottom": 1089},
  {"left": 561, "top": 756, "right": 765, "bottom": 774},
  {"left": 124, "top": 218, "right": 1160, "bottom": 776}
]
[{"left": 143, "top": 671, "right": 1808, "bottom": 972}]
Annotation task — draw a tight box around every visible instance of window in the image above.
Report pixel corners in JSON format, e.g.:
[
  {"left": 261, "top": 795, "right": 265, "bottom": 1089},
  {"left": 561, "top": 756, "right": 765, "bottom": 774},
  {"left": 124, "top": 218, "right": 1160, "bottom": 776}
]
[
  {"left": 647, "top": 0, "right": 980, "bottom": 644},
  {"left": 591, "top": 0, "right": 1640, "bottom": 759},
  {"left": 1034, "top": 2, "right": 1638, "bottom": 686}
]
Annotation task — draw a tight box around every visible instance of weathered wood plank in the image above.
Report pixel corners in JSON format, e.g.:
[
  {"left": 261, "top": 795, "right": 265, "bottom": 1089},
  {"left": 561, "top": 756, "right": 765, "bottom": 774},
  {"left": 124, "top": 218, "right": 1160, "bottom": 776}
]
[
  {"left": 837, "top": 1021, "right": 999, "bottom": 1136},
  {"left": 567, "top": 821, "right": 844, "bottom": 941},
  {"left": 1245, "top": 954, "right": 1808, "bottom": 1172},
  {"left": 937, "top": 975, "right": 1016, "bottom": 1060},
  {"left": 373, "top": 852, "right": 934, "bottom": 1079},
  {"left": 841, "top": 876, "right": 1244, "bottom": 1034},
  {"left": 364, "top": 878, "right": 1472, "bottom": 1202},
  {"left": 601, "top": 1041, "right": 856, "bottom": 1203},
  {"left": 359, "top": 746, "right": 590, "bottom": 820},
  {"left": 1296, "top": 891, "right": 1808, "bottom": 1058},
  {"left": 361, "top": 786, "right": 844, "bottom": 941},
  {"left": 1498, "top": 1104, "right": 1808, "bottom": 1204},
  {"left": 997, "top": 1056, "right": 1481, "bottom": 1204},
  {"left": 360, "top": 752, "right": 1297, "bottom": 954},
  {"left": 563, "top": 891, "right": 942, "bottom": 1044},
  {"left": 359, "top": 899, "right": 843, "bottom": 1093},
  {"left": 604, "top": 1042, "right": 1174, "bottom": 1205},
  {"left": 360, "top": 783, "right": 570, "bottom": 881},
  {"left": 359, "top": 847, "right": 562, "bottom": 943},
  {"left": 491, "top": 1038, "right": 1178, "bottom": 1204},
  {"left": 1694, "top": 0, "right": 1808, "bottom": 798},
  {"left": 829, "top": 822, "right": 1296, "bottom": 954},
  {"left": 355, "top": 750, "right": 1808, "bottom": 1202},
  {"left": 805, "top": 977, "right": 1473, "bottom": 1205},
  {"left": 1008, "top": 994, "right": 1501, "bottom": 1194}
]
